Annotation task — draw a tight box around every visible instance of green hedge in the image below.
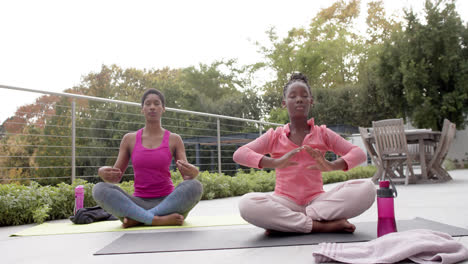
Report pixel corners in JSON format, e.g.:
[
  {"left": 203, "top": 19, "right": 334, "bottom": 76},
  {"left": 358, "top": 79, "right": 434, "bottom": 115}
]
[{"left": 0, "top": 166, "right": 376, "bottom": 226}]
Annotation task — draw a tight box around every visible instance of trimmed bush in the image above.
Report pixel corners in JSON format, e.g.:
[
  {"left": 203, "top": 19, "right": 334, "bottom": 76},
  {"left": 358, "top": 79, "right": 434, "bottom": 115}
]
[
  {"left": 322, "top": 165, "right": 376, "bottom": 184},
  {"left": 0, "top": 166, "right": 376, "bottom": 226},
  {"left": 443, "top": 159, "right": 457, "bottom": 171}
]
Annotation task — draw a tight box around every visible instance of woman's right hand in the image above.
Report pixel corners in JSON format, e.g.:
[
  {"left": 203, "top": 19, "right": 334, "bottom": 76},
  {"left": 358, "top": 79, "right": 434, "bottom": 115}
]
[
  {"left": 98, "top": 166, "right": 122, "bottom": 183},
  {"left": 260, "top": 146, "right": 303, "bottom": 169}
]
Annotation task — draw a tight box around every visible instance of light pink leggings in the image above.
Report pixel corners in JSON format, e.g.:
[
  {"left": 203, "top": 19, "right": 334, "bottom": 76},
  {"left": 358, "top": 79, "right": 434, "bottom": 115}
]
[{"left": 238, "top": 179, "right": 376, "bottom": 233}]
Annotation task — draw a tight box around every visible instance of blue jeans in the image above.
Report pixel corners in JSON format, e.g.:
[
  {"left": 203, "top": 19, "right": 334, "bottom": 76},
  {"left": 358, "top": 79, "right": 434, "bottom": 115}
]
[{"left": 92, "top": 179, "right": 203, "bottom": 225}]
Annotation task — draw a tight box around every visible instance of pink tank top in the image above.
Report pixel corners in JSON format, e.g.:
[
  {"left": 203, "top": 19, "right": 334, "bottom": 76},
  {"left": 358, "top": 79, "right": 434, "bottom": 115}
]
[{"left": 131, "top": 128, "right": 174, "bottom": 198}]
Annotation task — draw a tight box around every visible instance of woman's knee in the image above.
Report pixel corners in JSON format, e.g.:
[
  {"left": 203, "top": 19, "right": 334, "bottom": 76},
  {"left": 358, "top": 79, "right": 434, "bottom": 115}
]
[
  {"left": 174, "top": 179, "right": 203, "bottom": 203},
  {"left": 92, "top": 182, "right": 113, "bottom": 201},
  {"left": 178, "top": 179, "right": 203, "bottom": 201},
  {"left": 347, "top": 179, "right": 376, "bottom": 195},
  {"left": 345, "top": 179, "right": 376, "bottom": 212},
  {"left": 190, "top": 179, "right": 203, "bottom": 197},
  {"left": 357, "top": 180, "right": 377, "bottom": 207},
  {"left": 238, "top": 193, "right": 269, "bottom": 220},
  {"left": 321, "top": 180, "right": 376, "bottom": 219}
]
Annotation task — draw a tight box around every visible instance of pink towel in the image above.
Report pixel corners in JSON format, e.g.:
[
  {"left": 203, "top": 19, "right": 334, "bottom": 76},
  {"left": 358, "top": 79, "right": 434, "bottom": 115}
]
[{"left": 313, "top": 229, "right": 468, "bottom": 264}]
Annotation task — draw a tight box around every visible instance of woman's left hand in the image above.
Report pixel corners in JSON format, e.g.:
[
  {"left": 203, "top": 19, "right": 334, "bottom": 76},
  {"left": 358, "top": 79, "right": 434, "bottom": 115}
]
[
  {"left": 176, "top": 160, "right": 199, "bottom": 180},
  {"left": 303, "top": 145, "right": 334, "bottom": 172}
]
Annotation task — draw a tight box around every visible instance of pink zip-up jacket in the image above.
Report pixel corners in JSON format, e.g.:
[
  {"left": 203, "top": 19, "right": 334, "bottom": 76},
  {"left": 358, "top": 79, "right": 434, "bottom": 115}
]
[{"left": 233, "top": 118, "right": 366, "bottom": 205}]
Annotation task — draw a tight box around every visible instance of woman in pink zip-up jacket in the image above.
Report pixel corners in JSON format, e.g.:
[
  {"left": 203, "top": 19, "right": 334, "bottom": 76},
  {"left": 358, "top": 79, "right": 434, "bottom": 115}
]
[{"left": 233, "top": 73, "right": 376, "bottom": 234}]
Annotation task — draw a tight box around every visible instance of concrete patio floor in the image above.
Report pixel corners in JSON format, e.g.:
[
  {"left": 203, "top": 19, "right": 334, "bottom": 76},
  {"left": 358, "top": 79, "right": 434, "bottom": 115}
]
[{"left": 1, "top": 169, "right": 468, "bottom": 264}]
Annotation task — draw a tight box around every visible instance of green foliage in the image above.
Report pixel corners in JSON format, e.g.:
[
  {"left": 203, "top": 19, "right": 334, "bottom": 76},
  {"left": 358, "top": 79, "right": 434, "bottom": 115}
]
[
  {"left": 323, "top": 165, "right": 376, "bottom": 184},
  {"left": 442, "top": 159, "right": 456, "bottom": 171},
  {"left": 261, "top": 0, "right": 400, "bottom": 128},
  {"left": 74, "top": 62, "right": 262, "bottom": 121},
  {"left": 0, "top": 182, "right": 54, "bottom": 225},
  {"left": 0, "top": 166, "right": 375, "bottom": 226},
  {"left": 179, "top": 60, "right": 263, "bottom": 119},
  {"left": 259, "top": 0, "right": 365, "bottom": 111},
  {"left": 2, "top": 0, "right": 467, "bottom": 187},
  {"left": 1, "top": 60, "right": 263, "bottom": 184},
  {"left": 376, "top": 0, "right": 468, "bottom": 130},
  {"left": 33, "top": 204, "right": 51, "bottom": 224},
  {"left": 310, "top": 86, "right": 362, "bottom": 126},
  {"left": 267, "top": 84, "right": 397, "bottom": 128},
  {"left": 118, "top": 180, "right": 135, "bottom": 195},
  {"left": 197, "top": 171, "right": 233, "bottom": 200},
  {"left": 35, "top": 98, "right": 74, "bottom": 185},
  {"left": 196, "top": 169, "right": 277, "bottom": 200},
  {"left": 267, "top": 107, "right": 289, "bottom": 125},
  {"left": 46, "top": 182, "right": 75, "bottom": 220}
]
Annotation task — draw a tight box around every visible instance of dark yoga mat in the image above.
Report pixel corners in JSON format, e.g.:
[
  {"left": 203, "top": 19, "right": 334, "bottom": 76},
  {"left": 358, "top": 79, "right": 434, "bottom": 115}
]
[{"left": 95, "top": 217, "right": 468, "bottom": 255}]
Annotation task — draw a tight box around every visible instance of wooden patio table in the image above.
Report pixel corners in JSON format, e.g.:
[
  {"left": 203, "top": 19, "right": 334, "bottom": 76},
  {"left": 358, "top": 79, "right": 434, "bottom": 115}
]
[{"left": 365, "top": 129, "right": 442, "bottom": 183}]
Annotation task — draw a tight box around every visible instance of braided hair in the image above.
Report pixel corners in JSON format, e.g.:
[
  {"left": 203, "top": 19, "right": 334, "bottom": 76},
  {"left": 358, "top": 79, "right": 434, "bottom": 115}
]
[{"left": 282, "top": 72, "right": 312, "bottom": 98}]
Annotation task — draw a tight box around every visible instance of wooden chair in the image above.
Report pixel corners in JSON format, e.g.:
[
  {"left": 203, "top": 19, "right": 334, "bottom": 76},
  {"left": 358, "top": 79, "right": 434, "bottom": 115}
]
[
  {"left": 407, "top": 137, "right": 435, "bottom": 162},
  {"left": 427, "top": 119, "right": 456, "bottom": 182},
  {"left": 359, "top": 127, "right": 383, "bottom": 183},
  {"left": 407, "top": 134, "right": 436, "bottom": 173},
  {"left": 372, "top": 118, "right": 415, "bottom": 185}
]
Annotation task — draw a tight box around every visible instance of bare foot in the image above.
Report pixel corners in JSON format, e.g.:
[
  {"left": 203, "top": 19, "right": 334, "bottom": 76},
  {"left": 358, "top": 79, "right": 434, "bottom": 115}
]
[
  {"left": 312, "top": 219, "right": 356, "bottom": 233},
  {"left": 122, "top": 217, "right": 143, "bottom": 228},
  {"left": 151, "top": 213, "right": 184, "bottom": 226}
]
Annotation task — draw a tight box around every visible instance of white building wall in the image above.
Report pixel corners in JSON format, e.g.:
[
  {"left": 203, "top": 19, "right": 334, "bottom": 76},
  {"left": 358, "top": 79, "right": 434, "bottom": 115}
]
[
  {"left": 447, "top": 129, "right": 468, "bottom": 163},
  {"left": 406, "top": 119, "right": 467, "bottom": 162},
  {"left": 347, "top": 134, "right": 369, "bottom": 167}
]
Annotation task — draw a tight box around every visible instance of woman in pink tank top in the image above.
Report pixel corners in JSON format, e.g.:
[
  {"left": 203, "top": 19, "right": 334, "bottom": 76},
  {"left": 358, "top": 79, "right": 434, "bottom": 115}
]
[{"left": 93, "top": 89, "right": 203, "bottom": 228}]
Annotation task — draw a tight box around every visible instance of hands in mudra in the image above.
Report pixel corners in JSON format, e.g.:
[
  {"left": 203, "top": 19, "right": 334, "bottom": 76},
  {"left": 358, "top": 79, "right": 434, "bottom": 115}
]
[
  {"left": 269, "top": 145, "right": 335, "bottom": 172},
  {"left": 176, "top": 160, "right": 199, "bottom": 180},
  {"left": 98, "top": 166, "right": 122, "bottom": 183},
  {"left": 303, "top": 145, "right": 334, "bottom": 171},
  {"left": 269, "top": 146, "right": 303, "bottom": 169}
]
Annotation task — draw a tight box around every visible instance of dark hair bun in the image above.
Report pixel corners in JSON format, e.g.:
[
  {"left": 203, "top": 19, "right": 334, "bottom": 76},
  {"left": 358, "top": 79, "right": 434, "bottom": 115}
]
[
  {"left": 289, "top": 72, "right": 308, "bottom": 83},
  {"left": 282, "top": 72, "right": 311, "bottom": 98}
]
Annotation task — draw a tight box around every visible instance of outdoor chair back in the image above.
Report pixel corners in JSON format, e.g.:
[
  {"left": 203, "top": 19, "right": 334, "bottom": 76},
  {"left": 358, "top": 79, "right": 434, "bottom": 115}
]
[
  {"left": 372, "top": 118, "right": 414, "bottom": 185},
  {"left": 359, "top": 126, "right": 382, "bottom": 182},
  {"left": 427, "top": 119, "right": 456, "bottom": 181}
]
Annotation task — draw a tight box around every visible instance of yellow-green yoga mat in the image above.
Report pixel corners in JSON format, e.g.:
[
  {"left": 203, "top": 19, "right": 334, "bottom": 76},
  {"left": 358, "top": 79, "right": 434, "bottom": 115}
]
[{"left": 11, "top": 214, "right": 248, "bottom": 237}]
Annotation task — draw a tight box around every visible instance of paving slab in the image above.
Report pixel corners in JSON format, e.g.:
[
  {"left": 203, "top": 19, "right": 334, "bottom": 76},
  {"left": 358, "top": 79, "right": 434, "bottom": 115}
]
[{"left": 1, "top": 169, "right": 467, "bottom": 264}]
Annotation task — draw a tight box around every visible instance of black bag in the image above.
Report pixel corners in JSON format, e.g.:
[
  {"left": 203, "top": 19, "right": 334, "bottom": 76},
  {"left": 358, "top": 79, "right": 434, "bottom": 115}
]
[{"left": 69, "top": 206, "right": 118, "bottom": 224}]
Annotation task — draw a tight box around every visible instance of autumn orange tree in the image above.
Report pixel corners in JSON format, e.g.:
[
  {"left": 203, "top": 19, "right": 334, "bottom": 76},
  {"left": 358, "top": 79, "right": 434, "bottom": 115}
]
[
  {"left": 1, "top": 61, "right": 263, "bottom": 183},
  {"left": 0, "top": 94, "right": 62, "bottom": 183}
]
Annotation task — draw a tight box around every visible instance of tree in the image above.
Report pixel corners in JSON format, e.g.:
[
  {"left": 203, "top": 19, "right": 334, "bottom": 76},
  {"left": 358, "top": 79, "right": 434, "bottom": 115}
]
[
  {"left": 355, "top": 0, "right": 403, "bottom": 127},
  {"left": 259, "top": 0, "right": 364, "bottom": 111},
  {"left": 258, "top": 0, "right": 400, "bottom": 127},
  {"left": 2, "top": 62, "right": 266, "bottom": 183},
  {"left": 377, "top": 0, "right": 468, "bottom": 130},
  {"left": 179, "top": 60, "right": 263, "bottom": 120},
  {"left": 365, "top": 0, "right": 398, "bottom": 45},
  {"left": 0, "top": 94, "right": 63, "bottom": 184}
]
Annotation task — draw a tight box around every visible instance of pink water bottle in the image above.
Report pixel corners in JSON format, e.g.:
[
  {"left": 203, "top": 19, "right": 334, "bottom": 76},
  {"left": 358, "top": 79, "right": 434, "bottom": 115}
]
[
  {"left": 74, "top": 185, "right": 84, "bottom": 215},
  {"left": 377, "top": 180, "right": 397, "bottom": 237}
]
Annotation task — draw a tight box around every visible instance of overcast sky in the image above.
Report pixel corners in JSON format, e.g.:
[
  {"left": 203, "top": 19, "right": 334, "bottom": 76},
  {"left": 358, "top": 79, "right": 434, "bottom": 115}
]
[{"left": 1, "top": 0, "right": 467, "bottom": 123}]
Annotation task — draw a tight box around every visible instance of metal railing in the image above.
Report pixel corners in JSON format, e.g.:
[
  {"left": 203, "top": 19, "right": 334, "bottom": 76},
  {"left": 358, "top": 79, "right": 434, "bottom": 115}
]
[{"left": 0, "top": 84, "right": 281, "bottom": 184}]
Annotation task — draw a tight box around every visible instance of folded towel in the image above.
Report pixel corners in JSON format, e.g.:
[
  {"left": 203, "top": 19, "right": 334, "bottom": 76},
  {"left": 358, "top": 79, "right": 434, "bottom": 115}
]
[{"left": 313, "top": 229, "right": 468, "bottom": 264}]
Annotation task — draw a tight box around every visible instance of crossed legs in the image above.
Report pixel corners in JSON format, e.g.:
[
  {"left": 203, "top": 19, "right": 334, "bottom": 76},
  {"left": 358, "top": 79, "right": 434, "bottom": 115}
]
[
  {"left": 238, "top": 179, "right": 376, "bottom": 233},
  {"left": 92, "top": 179, "right": 203, "bottom": 227}
]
